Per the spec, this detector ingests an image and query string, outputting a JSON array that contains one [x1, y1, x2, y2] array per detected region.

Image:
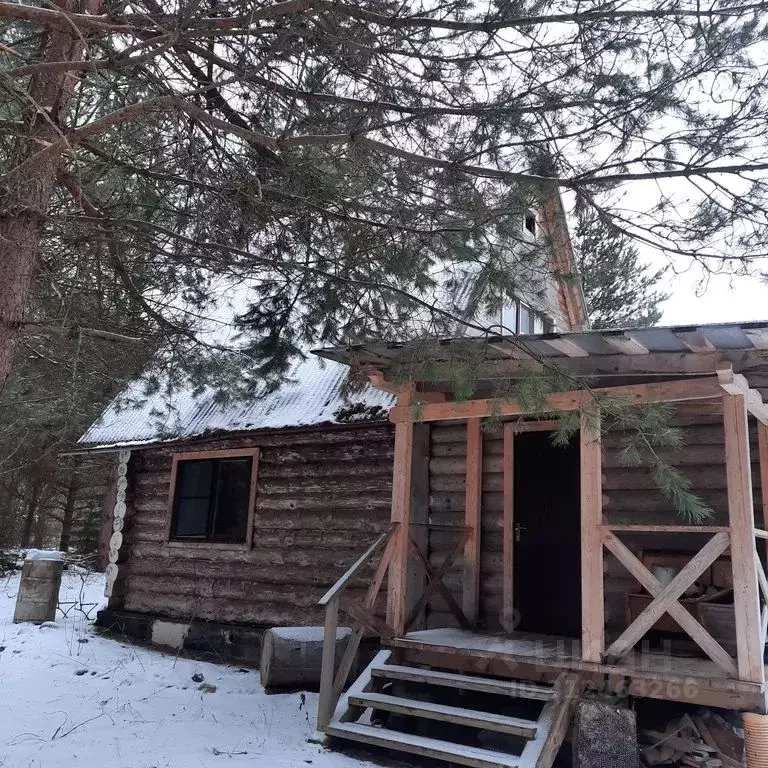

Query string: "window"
[[168, 449, 258, 544], [501, 299, 552, 335], [518, 303, 534, 334], [524, 211, 537, 236]]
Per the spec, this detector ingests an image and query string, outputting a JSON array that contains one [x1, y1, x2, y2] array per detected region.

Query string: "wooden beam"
[[603, 533, 738, 677], [723, 394, 764, 683], [542, 337, 589, 357], [406, 424, 430, 630], [601, 524, 730, 534], [389, 377, 724, 423], [758, 423, 768, 566], [367, 370, 446, 403], [601, 335, 649, 355], [318, 595, 340, 730], [580, 413, 604, 663], [677, 330, 717, 353], [718, 365, 768, 425], [606, 532, 731, 661], [463, 418, 483, 628], [502, 424, 515, 633], [386, 385, 415, 636]]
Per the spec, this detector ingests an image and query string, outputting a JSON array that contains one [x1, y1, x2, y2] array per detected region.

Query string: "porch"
[[391, 628, 766, 712], [313, 324, 768, 767]]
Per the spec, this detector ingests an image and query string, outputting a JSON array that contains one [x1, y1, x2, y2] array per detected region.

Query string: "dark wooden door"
[[512, 431, 581, 637]]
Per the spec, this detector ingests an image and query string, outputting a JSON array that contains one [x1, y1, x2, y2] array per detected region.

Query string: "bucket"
[[744, 712, 768, 768]]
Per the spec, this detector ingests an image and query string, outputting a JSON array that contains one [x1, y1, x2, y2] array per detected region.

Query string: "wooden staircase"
[[324, 650, 579, 768]]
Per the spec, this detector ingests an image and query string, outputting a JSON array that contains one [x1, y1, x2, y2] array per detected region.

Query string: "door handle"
[[515, 522, 527, 543]]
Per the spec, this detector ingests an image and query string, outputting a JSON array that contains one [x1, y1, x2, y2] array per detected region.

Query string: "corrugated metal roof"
[[77, 356, 395, 450], [315, 320, 768, 365]]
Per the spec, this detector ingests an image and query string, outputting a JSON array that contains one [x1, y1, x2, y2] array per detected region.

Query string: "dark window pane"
[[211, 458, 252, 541], [174, 498, 210, 537], [177, 460, 214, 498]]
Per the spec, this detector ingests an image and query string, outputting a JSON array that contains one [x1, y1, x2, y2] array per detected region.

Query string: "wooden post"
[[580, 413, 604, 663], [723, 394, 763, 683], [386, 385, 415, 636], [463, 418, 483, 627], [317, 595, 339, 730], [758, 423, 768, 566], [502, 424, 515, 633], [406, 423, 430, 630]]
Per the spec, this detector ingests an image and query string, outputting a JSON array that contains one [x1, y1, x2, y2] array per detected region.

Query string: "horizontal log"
[[125, 575, 339, 604], [137, 424, 393, 457], [431, 440, 504, 459], [122, 591, 331, 625], [430, 492, 505, 514], [602, 444, 760, 468], [602, 466, 731, 491], [126, 557, 378, 586], [430, 456, 504, 475], [431, 472, 503, 493], [603, 489, 741, 514]]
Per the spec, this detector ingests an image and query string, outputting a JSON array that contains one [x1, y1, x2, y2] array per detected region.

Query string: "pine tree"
[[575, 207, 669, 329]]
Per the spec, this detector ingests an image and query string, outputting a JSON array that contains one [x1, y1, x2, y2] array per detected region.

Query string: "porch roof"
[[314, 319, 768, 397]]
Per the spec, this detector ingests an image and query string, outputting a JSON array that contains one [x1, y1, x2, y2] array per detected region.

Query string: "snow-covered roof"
[[77, 356, 395, 451]]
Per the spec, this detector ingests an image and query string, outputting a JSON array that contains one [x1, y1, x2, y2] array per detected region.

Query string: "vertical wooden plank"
[[580, 413, 604, 663], [386, 385, 415, 637], [317, 596, 339, 730], [406, 423, 430, 630], [502, 424, 515, 633], [758, 423, 768, 565], [245, 449, 260, 551], [724, 394, 763, 683], [463, 418, 483, 627]]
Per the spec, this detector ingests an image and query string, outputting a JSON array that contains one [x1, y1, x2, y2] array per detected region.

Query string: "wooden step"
[[326, 721, 520, 768], [371, 663, 554, 701], [349, 691, 538, 737]]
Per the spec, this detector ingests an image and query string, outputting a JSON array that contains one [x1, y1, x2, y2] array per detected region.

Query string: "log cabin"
[[310, 320, 768, 768], [73, 197, 587, 663]]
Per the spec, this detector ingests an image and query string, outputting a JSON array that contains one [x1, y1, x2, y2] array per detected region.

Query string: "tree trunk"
[[58, 472, 80, 553], [0, 0, 95, 390], [33, 500, 48, 548], [20, 478, 43, 547]]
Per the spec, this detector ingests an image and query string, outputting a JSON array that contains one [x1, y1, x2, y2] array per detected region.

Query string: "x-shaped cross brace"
[[604, 531, 737, 677], [405, 529, 472, 631]]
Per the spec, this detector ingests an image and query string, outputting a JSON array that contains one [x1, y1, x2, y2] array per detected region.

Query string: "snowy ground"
[[0, 570, 377, 768]]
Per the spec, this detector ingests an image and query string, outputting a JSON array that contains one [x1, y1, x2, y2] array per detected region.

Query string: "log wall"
[[426, 417, 764, 634], [113, 423, 394, 627]]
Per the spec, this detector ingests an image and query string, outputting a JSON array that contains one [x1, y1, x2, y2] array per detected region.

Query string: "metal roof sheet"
[[77, 356, 395, 450]]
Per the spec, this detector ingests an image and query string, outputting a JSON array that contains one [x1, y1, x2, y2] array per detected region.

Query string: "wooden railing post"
[[723, 394, 763, 683], [463, 417, 483, 628], [580, 412, 605, 663], [758, 422, 768, 566], [317, 595, 339, 731], [386, 384, 415, 636]]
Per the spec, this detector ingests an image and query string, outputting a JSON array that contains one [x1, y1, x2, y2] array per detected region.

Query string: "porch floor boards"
[[388, 628, 766, 710]]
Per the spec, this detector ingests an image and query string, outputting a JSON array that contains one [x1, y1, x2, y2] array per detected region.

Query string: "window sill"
[[164, 540, 250, 551]]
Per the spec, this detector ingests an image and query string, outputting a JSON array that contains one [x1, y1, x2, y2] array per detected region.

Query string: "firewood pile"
[[640, 712, 745, 767]]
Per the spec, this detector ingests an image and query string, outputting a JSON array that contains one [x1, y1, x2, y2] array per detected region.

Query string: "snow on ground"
[[0, 570, 376, 768]]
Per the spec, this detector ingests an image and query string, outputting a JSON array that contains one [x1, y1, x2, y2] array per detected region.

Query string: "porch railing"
[[316, 523, 399, 730]]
